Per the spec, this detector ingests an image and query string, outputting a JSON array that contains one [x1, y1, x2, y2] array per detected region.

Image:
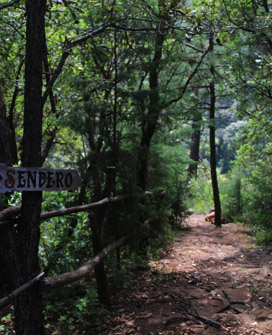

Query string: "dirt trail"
[[101, 214, 272, 335]]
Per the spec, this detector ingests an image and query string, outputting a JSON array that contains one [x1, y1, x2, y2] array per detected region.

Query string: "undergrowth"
[[187, 163, 272, 247]]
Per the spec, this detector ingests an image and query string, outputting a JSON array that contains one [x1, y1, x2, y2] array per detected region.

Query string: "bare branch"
[[42, 49, 70, 107], [163, 47, 210, 108], [185, 43, 205, 53]]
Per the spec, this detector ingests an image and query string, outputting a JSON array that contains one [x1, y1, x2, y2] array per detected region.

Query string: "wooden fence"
[[0, 191, 165, 309]]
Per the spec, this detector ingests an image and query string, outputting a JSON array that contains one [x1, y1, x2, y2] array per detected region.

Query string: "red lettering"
[[5, 169, 16, 189]]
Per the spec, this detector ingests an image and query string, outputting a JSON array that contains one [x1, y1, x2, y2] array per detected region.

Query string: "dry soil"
[[101, 214, 272, 335]]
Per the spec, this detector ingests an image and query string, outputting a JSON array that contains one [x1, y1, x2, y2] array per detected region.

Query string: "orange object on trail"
[[205, 210, 225, 224]]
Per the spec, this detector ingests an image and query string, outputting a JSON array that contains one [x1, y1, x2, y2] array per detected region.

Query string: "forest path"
[[101, 214, 272, 335]]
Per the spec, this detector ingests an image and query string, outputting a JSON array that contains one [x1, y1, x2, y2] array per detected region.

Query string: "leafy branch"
[[0, 0, 20, 10], [42, 20, 125, 107]]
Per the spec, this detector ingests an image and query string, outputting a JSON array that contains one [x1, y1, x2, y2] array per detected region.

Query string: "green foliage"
[[219, 167, 243, 222], [145, 224, 175, 260], [232, 120, 272, 233], [146, 128, 190, 223], [0, 311, 14, 335], [251, 226, 272, 247], [0, 195, 7, 209], [4, 0, 272, 332], [107, 260, 135, 291], [187, 161, 244, 222], [39, 211, 91, 275], [218, 116, 272, 246], [40, 191, 91, 275], [186, 161, 214, 213], [44, 283, 105, 334]]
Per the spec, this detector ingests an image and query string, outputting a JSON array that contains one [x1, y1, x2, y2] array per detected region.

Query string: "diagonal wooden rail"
[[0, 272, 45, 310], [0, 236, 129, 310], [40, 235, 129, 293]]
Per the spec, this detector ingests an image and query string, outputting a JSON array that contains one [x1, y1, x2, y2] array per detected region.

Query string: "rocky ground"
[[100, 214, 272, 335]]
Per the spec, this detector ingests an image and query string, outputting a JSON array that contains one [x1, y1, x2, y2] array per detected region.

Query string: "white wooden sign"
[[0, 164, 82, 193]]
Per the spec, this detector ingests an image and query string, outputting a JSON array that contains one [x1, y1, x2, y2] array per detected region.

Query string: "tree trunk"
[[0, 80, 17, 297], [137, 30, 164, 191], [14, 1, 46, 334], [0, 88, 14, 165], [89, 213, 109, 305], [209, 35, 221, 228], [89, 165, 117, 305], [187, 115, 202, 178]]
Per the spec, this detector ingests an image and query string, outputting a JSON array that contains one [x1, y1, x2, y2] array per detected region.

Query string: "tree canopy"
[[1, 0, 272, 333]]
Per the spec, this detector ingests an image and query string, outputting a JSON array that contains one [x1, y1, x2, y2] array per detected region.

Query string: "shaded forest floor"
[[99, 214, 272, 335]]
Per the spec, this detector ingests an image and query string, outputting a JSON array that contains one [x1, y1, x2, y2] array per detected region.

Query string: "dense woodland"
[[1, 0, 272, 334]]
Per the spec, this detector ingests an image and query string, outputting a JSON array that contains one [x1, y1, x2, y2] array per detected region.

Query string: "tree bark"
[[0, 88, 14, 165], [0, 273, 45, 310], [187, 115, 202, 178], [88, 166, 117, 305], [89, 212, 110, 305], [209, 35, 221, 228], [8, 59, 24, 165], [14, 1, 46, 334], [0, 83, 17, 298], [137, 30, 164, 191]]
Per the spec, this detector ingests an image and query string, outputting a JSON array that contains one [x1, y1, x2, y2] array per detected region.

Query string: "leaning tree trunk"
[[209, 34, 221, 228], [14, 1, 46, 334]]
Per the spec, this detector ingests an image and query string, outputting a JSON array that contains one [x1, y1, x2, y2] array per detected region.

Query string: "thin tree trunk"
[[262, 0, 269, 12], [209, 34, 221, 228], [14, 1, 46, 334], [89, 213, 109, 305], [8, 59, 24, 165], [89, 165, 117, 305]]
